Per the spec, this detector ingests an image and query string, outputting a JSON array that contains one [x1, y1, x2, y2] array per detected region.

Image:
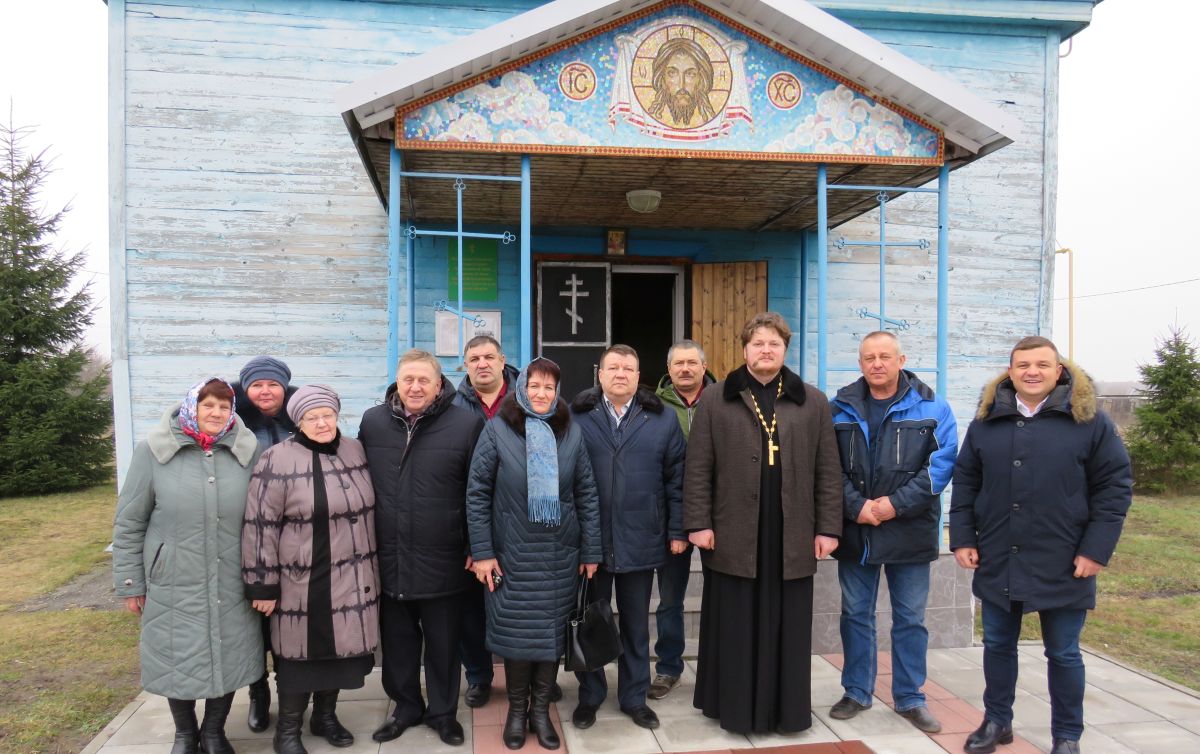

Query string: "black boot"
[[309, 690, 353, 747], [273, 692, 309, 754], [503, 660, 533, 749], [167, 699, 199, 754], [247, 675, 271, 733], [529, 662, 561, 750], [198, 693, 235, 754]]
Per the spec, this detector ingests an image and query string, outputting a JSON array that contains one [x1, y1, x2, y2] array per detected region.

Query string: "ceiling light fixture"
[[626, 189, 662, 213]]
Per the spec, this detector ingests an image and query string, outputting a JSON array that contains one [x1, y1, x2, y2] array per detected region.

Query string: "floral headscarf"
[[179, 378, 236, 451]]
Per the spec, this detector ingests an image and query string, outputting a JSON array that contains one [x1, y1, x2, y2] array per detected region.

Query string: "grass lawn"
[[975, 494, 1200, 691], [0, 483, 142, 754]]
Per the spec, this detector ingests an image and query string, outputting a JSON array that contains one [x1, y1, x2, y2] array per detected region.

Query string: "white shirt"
[[603, 394, 632, 426], [1016, 395, 1050, 418]]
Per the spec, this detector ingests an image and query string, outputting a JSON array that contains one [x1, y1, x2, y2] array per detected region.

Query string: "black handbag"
[[563, 575, 623, 672]]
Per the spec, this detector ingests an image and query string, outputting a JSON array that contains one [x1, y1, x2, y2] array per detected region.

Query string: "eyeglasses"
[[301, 412, 338, 426]]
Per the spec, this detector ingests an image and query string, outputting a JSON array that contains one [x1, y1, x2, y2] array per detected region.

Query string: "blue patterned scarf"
[[178, 378, 236, 450], [515, 364, 560, 526]]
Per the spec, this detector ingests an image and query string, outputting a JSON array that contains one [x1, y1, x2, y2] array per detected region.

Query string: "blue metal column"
[[936, 163, 950, 396], [816, 164, 828, 392], [798, 232, 809, 382], [878, 192, 888, 325], [406, 232, 415, 349], [455, 179, 466, 356], [388, 144, 402, 381], [520, 155, 532, 365]]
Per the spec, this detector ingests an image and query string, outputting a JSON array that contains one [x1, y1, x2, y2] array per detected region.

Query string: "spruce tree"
[[0, 118, 112, 496], [1126, 326, 1200, 493]]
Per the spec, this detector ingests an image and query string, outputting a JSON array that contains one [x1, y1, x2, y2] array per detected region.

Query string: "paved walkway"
[[83, 645, 1200, 754]]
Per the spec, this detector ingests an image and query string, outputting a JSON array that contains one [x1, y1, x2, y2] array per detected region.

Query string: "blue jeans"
[[837, 560, 931, 712], [980, 599, 1086, 742], [653, 547, 692, 678]]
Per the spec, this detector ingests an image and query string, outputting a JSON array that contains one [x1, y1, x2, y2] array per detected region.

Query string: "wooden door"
[[690, 261, 768, 380]]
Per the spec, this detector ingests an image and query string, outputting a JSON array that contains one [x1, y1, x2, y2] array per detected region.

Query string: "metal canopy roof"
[[337, 0, 1020, 230]]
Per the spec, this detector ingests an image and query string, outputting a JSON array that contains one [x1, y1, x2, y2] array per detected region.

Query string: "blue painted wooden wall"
[[110, 0, 1087, 480]]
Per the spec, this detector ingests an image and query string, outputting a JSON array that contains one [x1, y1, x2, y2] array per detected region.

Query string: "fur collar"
[[976, 359, 1097, 423], [722, 365, 807, 406], [569, 385, 664, 415], [498, 394, 571, 438]]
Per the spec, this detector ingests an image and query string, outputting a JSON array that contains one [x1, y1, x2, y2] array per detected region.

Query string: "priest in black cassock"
[[683, 311, 843, 734]]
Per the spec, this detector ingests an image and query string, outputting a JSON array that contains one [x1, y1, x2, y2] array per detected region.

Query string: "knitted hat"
[[239, 356, 291, 389], [287, 384, 341, 425]]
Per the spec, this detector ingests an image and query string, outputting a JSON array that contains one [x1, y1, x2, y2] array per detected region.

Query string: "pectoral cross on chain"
[[768, 438, 780, 466]]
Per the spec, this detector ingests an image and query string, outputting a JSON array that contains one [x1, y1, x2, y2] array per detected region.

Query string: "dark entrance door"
[[612, 271, 676, 389], [536, 261, 682, 400]]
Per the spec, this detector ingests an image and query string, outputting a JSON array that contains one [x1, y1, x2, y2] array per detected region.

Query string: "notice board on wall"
[[449, 239, 499, 301]]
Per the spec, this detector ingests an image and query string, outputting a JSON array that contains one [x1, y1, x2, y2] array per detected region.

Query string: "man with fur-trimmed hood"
[[950, 336, 1132, 754]]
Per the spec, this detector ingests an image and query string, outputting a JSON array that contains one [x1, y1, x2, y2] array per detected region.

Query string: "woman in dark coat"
[[242, 385, 379, 754], [467, 358, 602, 751]]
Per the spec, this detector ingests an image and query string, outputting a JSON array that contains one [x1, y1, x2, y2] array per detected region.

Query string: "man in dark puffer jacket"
[[570, 345, 686, 732], [951, 336, 1132, 754], [359, 350, 484, 747]]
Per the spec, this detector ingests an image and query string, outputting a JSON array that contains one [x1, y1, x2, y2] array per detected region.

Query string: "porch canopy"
[[336, 0, 1016, 231]]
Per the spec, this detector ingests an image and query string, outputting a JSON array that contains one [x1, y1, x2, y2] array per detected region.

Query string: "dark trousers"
[[576, 567, 654, 709], [380, 592, 464, 724], [459, 579, 495, 685], [653, 547, 692, 678], [981, 599, 1087, 742]]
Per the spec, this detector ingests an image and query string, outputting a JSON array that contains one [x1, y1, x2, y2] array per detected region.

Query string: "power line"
[[1054, 277, 1200, 301]]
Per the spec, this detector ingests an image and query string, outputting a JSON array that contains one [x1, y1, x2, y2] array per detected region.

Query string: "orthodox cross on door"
[[559, 274, 590, 335]]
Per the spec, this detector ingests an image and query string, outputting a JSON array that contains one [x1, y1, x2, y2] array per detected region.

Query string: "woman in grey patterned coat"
[[113, 378, 264, 754], [467, 359, 602, 750], [242, 385, 378, 754]]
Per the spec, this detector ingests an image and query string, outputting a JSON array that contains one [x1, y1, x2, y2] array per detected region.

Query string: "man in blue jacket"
[[829, 331, 957, 734], [951, 336, 1131, 754], [570, 344, 687, 731]]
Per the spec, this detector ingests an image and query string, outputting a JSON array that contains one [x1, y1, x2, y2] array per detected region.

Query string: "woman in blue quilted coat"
[[466, 358, 602, 751]]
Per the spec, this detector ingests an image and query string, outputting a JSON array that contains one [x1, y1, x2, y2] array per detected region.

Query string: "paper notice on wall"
[[435, 310, 502, 357]]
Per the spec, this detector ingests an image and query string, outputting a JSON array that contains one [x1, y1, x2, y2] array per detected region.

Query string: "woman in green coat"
[[113, 378, 264, 754]]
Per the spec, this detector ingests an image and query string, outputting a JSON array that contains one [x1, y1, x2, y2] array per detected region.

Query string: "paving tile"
[[822, 654, 846, 670], [745, 744, 841, 753], [873, 675, 894, 705], [920, 681, 955, 702], [858, 733, 947, 754], [1096, 720, 1200, 751], [816, 701, 920, 738], [944, 648, 983, 667], [1000, 736, 1042, 754], [877, 653, 893, 674], [1108, 685, 1200, 720], [96, 745, 176, 754], [560, 716, 662, 754], [746, 715, 840, 747], [935, 697, 983, 728], [922, 699, 977, 735], [1005, 690, 1051, 731], [470, 723, 558, 754], [924, 669, 986, 699], [653, 713, 750, 752], [837, 742, 877, 754], [925, 649, 982, 675], [339, 669, 388, 701], [1080, 685, 1163, 725], [812, 656, 843, 681], [104, 701, 184, 747], [930, 731, 969, 753], [1020, 725, 1139, 754], [1171, 715, 1200, 736]]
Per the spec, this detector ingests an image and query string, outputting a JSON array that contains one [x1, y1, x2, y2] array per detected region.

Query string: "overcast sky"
[[1, 0, 1194, 382]]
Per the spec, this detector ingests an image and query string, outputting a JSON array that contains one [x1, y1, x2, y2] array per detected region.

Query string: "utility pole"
[[1055, 247, 1075, 360]]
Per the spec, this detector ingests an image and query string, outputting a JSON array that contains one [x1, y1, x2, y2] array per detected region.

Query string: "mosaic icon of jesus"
[[632, 26, 732, 132]]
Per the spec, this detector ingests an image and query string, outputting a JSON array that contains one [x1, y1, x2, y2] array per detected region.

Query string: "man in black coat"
[[569, 344, 687, 731], [359, 349, 485, 746], [951, 336, 1132, 754], [450, 334, 519, 708]]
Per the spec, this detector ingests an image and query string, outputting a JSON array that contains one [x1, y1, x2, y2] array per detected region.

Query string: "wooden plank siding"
[[114, 0, 1074, 482], [804, 16, 1059, 423], [118, 0, 540, 451]]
